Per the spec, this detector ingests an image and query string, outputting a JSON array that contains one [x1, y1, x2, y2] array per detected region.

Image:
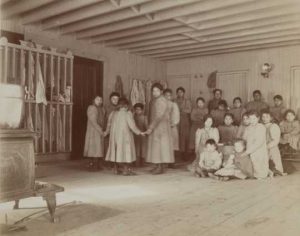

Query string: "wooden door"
[[216, 70, 248, 107], [72, 56, 103, 159]]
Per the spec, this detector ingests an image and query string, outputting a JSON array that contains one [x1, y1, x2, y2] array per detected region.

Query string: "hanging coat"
[[84, 105, 105, 158], [146, 96, 174, 164], [105, 109, 141, 163], [265, 122, 284, 173], [189, 107, 208, 150], [175, 97, 192, 152], [243, 123, 269, 179], [115, 75, 124, 97]]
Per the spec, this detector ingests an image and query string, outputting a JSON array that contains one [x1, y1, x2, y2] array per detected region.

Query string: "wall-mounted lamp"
[[261, 63, 273, 78]]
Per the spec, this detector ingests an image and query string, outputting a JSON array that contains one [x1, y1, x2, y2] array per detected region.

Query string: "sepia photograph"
[[0, 0, 300, 235]]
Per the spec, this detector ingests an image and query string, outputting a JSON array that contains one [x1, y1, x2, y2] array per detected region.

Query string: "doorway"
[[72, 56, 103, 159]]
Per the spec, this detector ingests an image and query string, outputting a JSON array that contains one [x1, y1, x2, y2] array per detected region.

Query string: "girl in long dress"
[[145, 83, 174, 175], [104, 98, 143, 176], [187, 114, 219, 174], [279, 109, 300, 152], [174, 87, 192, 160], [261, 110, 286, 176], [242, 110, 269, 179], [84, 96, 105, 171], [133, 103, 148, 167], [189, 97, 208, 152]]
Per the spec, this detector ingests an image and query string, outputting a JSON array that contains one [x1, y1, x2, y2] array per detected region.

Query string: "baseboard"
[[35, 152, 71, 163]]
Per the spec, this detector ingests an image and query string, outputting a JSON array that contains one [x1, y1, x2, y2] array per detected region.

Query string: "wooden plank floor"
[[1, 161, 300, 236]]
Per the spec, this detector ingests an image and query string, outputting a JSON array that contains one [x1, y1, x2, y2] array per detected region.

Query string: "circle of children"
[[84, 83, 300, 180]]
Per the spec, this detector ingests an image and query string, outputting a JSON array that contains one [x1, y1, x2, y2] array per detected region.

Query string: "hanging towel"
[[35, 60, 48, 105]]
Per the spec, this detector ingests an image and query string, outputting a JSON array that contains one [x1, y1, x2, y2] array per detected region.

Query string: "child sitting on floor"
[[212, 139, 254, 181], [195, 139, 222, 178], [104, 98, 144, 176]]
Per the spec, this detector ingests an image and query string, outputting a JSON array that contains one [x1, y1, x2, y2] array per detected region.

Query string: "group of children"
[[84, 85, 300, 178]]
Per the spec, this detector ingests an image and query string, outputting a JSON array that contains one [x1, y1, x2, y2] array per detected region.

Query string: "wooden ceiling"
[[1, 0, 300, 61]]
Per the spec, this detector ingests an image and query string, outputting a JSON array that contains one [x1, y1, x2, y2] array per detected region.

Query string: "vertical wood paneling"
[[167, 45, 300, 107]]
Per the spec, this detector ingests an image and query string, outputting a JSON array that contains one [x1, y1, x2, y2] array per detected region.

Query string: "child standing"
[[189, 97, 209, 152], [261, 110, 286, 176], [218, 113, 238, 145], [230, 97, 246, 125], [212, 139, 254, 181], [210, 100, 228, 127], [133, 103, 148, 167], [195, 139, 222, 177], [279, 109, 300, 152], [104, 98, 144, 175]]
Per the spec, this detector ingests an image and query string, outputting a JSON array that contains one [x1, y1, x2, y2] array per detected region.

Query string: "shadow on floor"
[[6, 202, 123, 236]]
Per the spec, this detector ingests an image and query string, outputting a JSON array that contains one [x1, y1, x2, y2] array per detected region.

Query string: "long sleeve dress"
[[279, 120, 300, 150], [134, 114, 148, 159], [243, 123, 269, 179], [105, 109, 141, 163], [218, 125, 238, 145], [175, 97, 192, 153], [245, 100, 269, 113], [84, 105, 105, 158], [189, 107, 208, 150], [230, 107, 246, 125], [265, 122, 284, 173], [210, 109, 226, 127], [270, 105, 286, 123], [170, 101, 180, 151], [146, 96, 174, 164]]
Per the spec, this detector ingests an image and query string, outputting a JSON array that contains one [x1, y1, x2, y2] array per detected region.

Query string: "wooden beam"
[[138, 29, 300, 56], [106, 26, 192, 46], [131, 28, 300, 53], [90, 20, 181, 42], [80, 0, 255, 36], [42, 0, 150, 30], [160, 41, 300, 61], [1, 0, 54, 18], [150, 35, 300, 58], [64, 0, 199, 35], [116, 14, 300, 49], [22, 0, 102, 24], [90, 0, 299, 43], [185, 0, 299, 24]]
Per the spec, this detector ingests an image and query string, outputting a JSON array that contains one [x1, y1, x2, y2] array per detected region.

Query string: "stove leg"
[[13, 200, 19, 209], [43, 194, 57, 223]]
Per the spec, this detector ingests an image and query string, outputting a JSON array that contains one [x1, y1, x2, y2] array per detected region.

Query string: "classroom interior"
[[1, 0, 300, 235]]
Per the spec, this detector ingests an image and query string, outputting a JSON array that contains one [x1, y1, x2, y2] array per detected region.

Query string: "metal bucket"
[[0, 84, 24, 129]]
